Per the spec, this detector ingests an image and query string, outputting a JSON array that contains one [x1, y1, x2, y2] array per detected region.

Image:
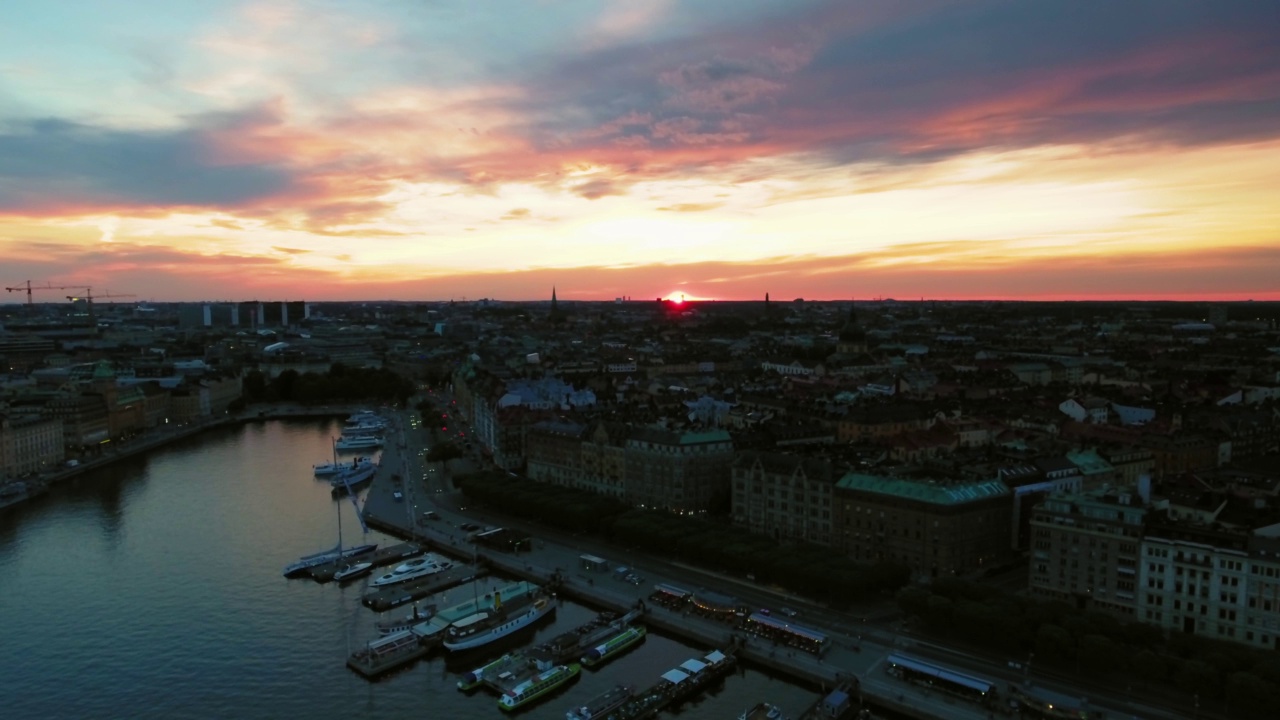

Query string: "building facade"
[[1028, 488, 1146, 618], [731, 451, 835, 547], [833, 474, 1013, 580], [0, 413, 65, 479], [623, 428, 734, 514]]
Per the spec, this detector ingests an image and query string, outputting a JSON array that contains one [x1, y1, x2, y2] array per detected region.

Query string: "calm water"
[[0, 420, 817, 720]]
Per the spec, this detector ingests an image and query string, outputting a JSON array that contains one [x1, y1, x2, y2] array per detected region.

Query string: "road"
[[357, 400, 1193, 720]]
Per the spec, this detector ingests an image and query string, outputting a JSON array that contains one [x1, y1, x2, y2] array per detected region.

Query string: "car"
[[459, 522, 481, 531], [422, 510, 440, 520], [392, 491, 404, 502], [779, 607, 798, 618]]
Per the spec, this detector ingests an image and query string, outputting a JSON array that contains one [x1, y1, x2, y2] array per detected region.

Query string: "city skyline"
[[2, 1, 1278, 302]]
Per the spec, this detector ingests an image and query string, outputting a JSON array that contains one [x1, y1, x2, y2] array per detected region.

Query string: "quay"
[[306, 542, 422, 583], [360, 563, 490, 612]]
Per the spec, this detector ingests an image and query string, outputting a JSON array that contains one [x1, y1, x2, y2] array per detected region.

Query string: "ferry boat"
[[458, 652, 525, 691], [335, 435, 384, 452], [376, 603, 437, 635], [497, 662, 580, 712], [282, 543, 378, 577], [580, 625, 646, 667], [343, 421, 387, 436], [566, 684, 635, 720], [334, 561, 373, 582], [740, 702, 786, 720], [370, 553, 453, 587], [443, 585, 554, 651]]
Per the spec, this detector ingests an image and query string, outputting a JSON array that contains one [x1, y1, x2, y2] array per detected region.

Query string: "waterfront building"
[[731, 450, 835, 546], [1137, 517, 1280, 649], [833, 474, 1012, 580], [0, 412, 64, 479], [525, 420, 587, 488], [1028, 486, 1147, 617], [42, 393, 109, 451], [624, 428, 733, 514]]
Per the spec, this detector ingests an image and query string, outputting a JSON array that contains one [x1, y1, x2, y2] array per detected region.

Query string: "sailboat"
[[332, 474, 377, 581], [313, 437, 344, 476], [282, 476, 377, 578]]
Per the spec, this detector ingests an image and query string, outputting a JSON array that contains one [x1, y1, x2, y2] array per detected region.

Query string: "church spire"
[[551, 286, 558, 309]]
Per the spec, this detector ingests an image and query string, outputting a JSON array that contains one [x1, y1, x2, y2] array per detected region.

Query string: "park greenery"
[[456, 472, 909, 607], [242, 364, 414, 405], [896, 579, 1280, 719]]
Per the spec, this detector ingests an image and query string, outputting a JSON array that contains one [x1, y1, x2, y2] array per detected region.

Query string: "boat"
[[334, 561, 373, 582], [283, 489, 377, 577], [458, 652, 525, 691], [740, 702, 786, 720], [283, 542, 377, 577], [335, 435, 384, 451], [343, 421, 387, 436], [566, 684, 635, 720], [580, 625, 646, 667], [369, 553, 453, 587], [330, 458, 378, 495], [498, 662, 580, 712], [376, 603, 437, 635], [443, 584, 555, 651], [313, 462, 343, 476]]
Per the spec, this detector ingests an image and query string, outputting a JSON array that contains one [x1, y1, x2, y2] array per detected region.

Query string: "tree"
[[426, 442, 463, 463]]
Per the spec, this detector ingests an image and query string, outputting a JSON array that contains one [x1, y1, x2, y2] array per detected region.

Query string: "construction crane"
[[66, 288, 138, 322], [5, 281, 85, 305]]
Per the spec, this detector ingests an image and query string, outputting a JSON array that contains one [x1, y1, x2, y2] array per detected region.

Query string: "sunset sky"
[[1, 0, 1278, 302]]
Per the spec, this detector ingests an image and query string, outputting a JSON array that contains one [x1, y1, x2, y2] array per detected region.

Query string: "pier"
[[305, 542, 422, 582]]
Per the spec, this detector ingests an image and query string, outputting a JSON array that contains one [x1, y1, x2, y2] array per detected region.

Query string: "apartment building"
[[833, 474, 1013, 580], [731, 451, 836, 547], [623, 428, 734, 514], [0, 413, 65, 479], [1028, 487, 1146, 618]]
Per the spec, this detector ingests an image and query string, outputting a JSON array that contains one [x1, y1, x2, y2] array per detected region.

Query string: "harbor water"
[[0, 420, 819, 719]]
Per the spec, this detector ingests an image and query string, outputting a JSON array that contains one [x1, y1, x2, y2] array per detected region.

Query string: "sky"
[[1, 0, 1278, 303]]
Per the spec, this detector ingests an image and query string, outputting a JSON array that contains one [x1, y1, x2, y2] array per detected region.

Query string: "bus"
[[472, 527, 530, 553], [743, 612, 831, 656], [885, 654, 999, 707]]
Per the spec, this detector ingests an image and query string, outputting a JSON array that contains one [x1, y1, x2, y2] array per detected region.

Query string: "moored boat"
[[376, 602, 437, 635], [334, 561, 373, 582], [566, 684, 635, 720], [283, 542, 378, 577], [498, 663, 580, 712], [740, 702, 786, 720], [370, 553, 453, 587], [458, 652, 524, 691], [335, 435, 384, 452], [443, 585, 554, 651], [580, 625, 646, 667]]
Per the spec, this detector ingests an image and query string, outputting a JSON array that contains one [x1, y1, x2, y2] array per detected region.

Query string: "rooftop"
[[835, 473, 1009, 505]]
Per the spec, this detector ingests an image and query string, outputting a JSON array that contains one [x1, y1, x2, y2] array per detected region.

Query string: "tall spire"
[[551, 286, 558, 310]]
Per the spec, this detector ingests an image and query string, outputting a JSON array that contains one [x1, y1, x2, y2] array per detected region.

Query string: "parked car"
[[779, 607, 799, 618], [422, 510, 440, 520], [392, 491, 403, 502]]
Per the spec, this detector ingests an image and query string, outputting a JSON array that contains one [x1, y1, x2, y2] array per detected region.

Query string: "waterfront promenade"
[[353, 406, 1162, 720]]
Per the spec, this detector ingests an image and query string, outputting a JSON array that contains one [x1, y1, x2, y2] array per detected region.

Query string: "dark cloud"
[[0, 108, 296, 213], [572, 179, 623, 200], [510, 0, 1280, 171]]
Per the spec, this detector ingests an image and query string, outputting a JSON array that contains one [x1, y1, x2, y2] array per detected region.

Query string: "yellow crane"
[[66, 289, 138, 322]]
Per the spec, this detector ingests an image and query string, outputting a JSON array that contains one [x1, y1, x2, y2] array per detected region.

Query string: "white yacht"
[[369, 553, 453, 587], [335, 435, 384, 452], [334, 561, 373, 582]]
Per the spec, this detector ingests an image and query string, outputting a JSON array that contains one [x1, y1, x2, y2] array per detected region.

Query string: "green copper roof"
[[836, 473, 1009, 505]]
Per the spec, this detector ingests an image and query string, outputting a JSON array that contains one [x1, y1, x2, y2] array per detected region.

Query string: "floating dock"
[[606, 649, 737, 720], [308, 542, 423, 582], [361, 564, 490, 612]]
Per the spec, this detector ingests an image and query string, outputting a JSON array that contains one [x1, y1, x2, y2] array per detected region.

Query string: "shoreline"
[[3, 404, 374, 504]]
